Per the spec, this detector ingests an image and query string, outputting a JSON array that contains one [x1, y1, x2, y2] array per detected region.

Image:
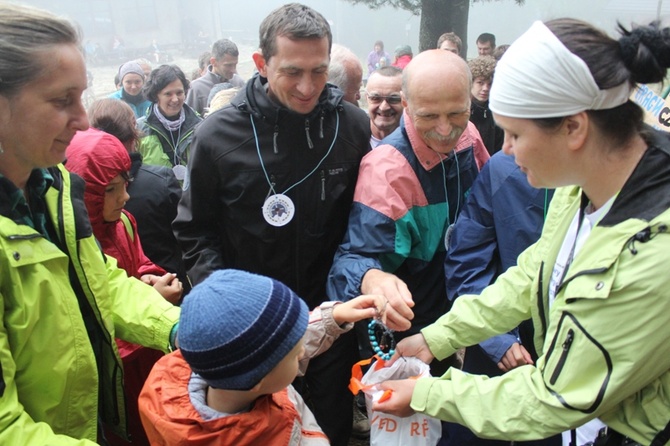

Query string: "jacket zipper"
[[7, 233, 43, 240], [319, 113, 324, 139], [305, 119, 314, 149], [273, 125, 279, 154], [320, 170, 326, 201], [550, 329, 574, 385], [57, 172, 125, 427], [537, 262, 548, 339]]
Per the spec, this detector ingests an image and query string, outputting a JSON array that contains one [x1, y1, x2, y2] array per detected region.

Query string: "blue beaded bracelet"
[[368, 319, 395, 361]]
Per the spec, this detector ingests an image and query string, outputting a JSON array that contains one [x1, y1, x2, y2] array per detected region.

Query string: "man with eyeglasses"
[[365, 66, 403, 148], [328, 50, 489, 379]]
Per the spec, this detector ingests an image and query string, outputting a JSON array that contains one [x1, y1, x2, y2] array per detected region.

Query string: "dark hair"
[[143, 64, 190, 103], [492, 44, 510, 61], [437, 32, 462, 53], [374, 40, 384, 49], [88, 98, 140, 150], [211, 39, 238, 60], [259, 3, 332, 62], [0, 3, 81, 97], [477, 33, 496, 47], [542, 18, 670, 143]]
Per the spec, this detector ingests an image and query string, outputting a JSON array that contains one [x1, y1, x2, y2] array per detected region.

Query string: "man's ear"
[[401, 91, 409, 111], [252, 51, 268, 77], [565, 111, 589, 152], [209, 56, 216, 67]]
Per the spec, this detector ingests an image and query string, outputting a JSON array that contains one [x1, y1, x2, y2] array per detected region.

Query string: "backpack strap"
[[651, 418, 670, 446], [119, 211, 134, 243]]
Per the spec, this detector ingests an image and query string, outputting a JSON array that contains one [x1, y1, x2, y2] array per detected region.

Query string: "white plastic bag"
[[350, 356, 442, 446]]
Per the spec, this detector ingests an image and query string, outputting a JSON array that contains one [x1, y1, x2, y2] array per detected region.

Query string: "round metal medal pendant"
[[173, 164, 187, 181], [262, 194, 295, 227]]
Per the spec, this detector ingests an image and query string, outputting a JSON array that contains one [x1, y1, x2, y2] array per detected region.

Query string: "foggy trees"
[[344, 0, 524, 55]]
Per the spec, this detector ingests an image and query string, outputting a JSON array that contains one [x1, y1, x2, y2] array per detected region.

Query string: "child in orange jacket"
[[139, 269, 386, 446]]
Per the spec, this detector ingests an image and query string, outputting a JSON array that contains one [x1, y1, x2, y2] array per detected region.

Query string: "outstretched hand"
[[332, 294, 388, 325]]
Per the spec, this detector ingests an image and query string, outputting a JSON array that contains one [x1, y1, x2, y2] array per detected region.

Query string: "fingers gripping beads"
[[368, 303, 396, 360]]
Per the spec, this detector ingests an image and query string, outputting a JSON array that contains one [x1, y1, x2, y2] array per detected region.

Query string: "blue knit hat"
[[179, 269, 309, 390]]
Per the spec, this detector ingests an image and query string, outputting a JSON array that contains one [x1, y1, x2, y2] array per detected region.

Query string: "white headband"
[[489, 21, 632, 119]]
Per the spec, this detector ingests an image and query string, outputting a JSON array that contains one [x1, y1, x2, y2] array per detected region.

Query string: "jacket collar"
[[145, 103, 202, 130], [0, 169, 53, 221], [600, 127, 670, 226], [402, 110, 481, 172], [232, 72, 343, 123]]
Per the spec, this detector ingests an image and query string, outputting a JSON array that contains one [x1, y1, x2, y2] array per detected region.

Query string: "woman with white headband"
[[373, 18, 670, 446]]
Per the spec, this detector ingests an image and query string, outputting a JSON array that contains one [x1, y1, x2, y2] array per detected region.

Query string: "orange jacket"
[[139, 351, 330, 446]]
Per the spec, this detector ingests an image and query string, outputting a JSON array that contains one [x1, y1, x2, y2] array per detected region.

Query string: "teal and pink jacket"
[[327, 112, 488, 336]]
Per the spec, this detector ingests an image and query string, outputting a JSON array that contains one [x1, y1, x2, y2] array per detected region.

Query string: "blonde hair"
[[207, 88, 240, 116]]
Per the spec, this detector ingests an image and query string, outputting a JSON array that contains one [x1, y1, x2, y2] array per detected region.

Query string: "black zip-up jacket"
[[470, 99, 504, 156], [173, 73, 370, 308]]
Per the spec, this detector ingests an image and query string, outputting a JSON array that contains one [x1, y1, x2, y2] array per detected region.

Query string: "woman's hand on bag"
[[387, 333, 435, 366], [371, 379, 417, 417]]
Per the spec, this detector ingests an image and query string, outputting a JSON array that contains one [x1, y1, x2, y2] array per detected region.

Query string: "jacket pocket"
[[542, 311, 612, 413], [304, 162, 358, 237]]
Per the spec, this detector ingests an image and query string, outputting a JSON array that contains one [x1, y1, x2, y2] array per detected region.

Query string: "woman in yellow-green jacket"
[[374, 18, 670, 446], [0, 4, 179, 444]]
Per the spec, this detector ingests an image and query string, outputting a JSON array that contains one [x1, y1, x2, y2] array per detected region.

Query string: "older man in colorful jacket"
[[327, 50, 488, 372]]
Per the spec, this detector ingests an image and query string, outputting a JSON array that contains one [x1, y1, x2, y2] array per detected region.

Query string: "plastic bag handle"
[[349, 355, 386, 394]]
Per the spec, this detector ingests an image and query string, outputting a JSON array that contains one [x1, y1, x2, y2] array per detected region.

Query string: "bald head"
[[402, 49, 471, 102], [401, 50, 472, 154]]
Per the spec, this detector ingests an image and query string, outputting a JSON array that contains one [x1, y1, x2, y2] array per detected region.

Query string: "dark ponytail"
[[541, 19, 670, 146], [618, 21, 670, 85]]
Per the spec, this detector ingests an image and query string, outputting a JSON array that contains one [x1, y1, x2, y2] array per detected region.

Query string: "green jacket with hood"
[[0, 164, 180, 445], [413, 128, 670, 445], [136, 103, 202, 170]]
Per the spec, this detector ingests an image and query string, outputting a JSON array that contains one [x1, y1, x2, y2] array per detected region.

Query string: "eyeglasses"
[[366, 92, 402, 105]]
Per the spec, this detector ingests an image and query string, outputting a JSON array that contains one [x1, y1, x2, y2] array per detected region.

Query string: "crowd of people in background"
[[2, 2, 670, 446]]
